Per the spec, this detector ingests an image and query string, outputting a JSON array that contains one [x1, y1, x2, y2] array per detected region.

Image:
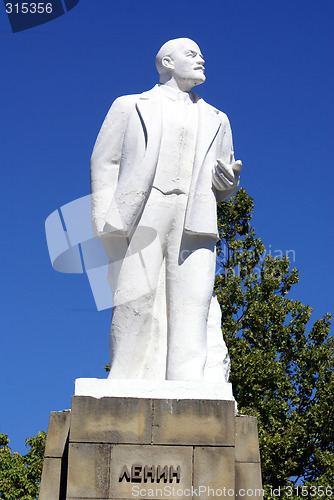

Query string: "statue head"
[[155, 38, 205, 91]]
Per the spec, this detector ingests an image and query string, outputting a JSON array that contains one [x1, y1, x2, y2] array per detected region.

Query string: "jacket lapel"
[[183, 97, 222, 238], [113, 87, 163, 235], [193, 97, 221, 178], [136, 85, 162, 154]]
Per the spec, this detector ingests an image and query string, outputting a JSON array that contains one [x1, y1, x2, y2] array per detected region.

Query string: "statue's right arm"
[[90, 96, 133, 237]]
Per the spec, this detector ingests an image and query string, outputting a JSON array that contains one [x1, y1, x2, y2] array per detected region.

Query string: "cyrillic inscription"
[[119, 464, 181, 483]]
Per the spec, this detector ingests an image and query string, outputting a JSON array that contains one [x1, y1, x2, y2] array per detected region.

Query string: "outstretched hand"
[[212, 159, 242, 191]]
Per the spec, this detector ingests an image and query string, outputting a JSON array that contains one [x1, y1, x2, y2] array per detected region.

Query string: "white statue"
[[90, 38, 242, 383]]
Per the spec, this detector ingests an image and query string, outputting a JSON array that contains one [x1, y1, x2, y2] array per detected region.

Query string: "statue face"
[[168, 39, 205, 88]]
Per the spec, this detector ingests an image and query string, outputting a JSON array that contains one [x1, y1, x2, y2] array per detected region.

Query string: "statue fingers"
[[232, 160, 242, 175], [216, 160, 235, 182], [213, 171, 233, 190]]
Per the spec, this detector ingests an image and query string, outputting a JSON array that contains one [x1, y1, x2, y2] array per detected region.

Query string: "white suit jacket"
[[90, 85, 238, 239]]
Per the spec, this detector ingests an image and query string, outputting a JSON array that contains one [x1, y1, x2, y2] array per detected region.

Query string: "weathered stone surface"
[[235, 462, 263, 499], [67, 442, 111, 498], [44, 410, 70, 458], [70, 396, 152, 444], [39, 457, 62, 500], [41, 398, 262, 499], [235, 416, 261, 463], [193, 446, 235, 499], [152, 399, 235, 446], [110, 444, 192, 499]]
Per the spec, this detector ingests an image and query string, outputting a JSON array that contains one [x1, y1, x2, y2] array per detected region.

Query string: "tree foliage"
[[0, 431, 46, 500], [215, 188, 334, 497]]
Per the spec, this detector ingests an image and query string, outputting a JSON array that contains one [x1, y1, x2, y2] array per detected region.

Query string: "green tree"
[[215, 188, 334, 498], [0, 431, 46, 500]]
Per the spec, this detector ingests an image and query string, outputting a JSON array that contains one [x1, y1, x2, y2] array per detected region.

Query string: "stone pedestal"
[[40, 397, 263, 499]]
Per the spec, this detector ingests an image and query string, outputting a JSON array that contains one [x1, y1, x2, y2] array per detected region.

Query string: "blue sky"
[[0, 0, 333, 455]]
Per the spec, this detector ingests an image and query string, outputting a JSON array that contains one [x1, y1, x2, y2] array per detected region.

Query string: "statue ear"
[[162, 56, 174, 71]]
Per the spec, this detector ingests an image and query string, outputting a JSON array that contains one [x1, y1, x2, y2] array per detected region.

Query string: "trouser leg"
[[166, 231, 216, 380], [107, 190, 167, 378]]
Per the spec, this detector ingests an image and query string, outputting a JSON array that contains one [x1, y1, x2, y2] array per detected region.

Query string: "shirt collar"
[[158, 84, 196, 104]]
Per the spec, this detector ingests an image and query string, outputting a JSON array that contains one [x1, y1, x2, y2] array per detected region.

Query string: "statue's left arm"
[[213, 112, 242, 202]]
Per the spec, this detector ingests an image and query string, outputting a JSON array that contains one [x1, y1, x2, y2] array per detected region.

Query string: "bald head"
[[155, 38, 205, 91], [155, 38, 183, 75]]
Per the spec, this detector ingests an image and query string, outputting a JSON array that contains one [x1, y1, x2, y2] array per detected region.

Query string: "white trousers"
[[103, 188, 217, 381]]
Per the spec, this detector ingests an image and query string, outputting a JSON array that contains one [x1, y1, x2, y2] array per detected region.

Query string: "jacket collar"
[[139, 85, 160, 100], [139, 84, 219, 113]]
